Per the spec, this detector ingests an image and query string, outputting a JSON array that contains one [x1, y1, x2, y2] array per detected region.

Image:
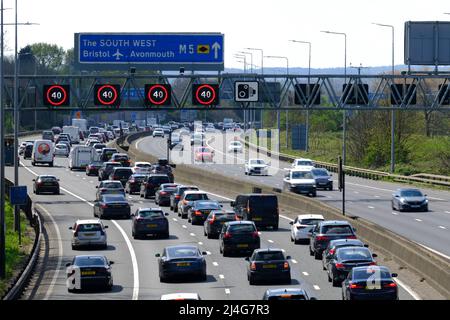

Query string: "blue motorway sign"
[[75, 33, 224, 71], [10, 186, 28, 206]]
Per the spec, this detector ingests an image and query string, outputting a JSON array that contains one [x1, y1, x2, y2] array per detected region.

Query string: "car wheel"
[[200, 273, 207, 281], [332, 277, 340, 287], [314, 251, 322, 260], [71, 244, 77, 250], [309, 246, 314, 256], [327, 270, 332, 282], [273, 224, 278, 231], [187, 216, 191, 223], [249, 275, 256, 285], [423, 206, 428, 212]]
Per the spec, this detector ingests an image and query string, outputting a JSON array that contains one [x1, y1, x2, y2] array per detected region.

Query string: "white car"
[[160, 293, 201, 300], [289, 214, 325, 244], [69, 219, 108, 250], [283, 168, 317, 197], [228, 141, 243, 153], [291, 158, 315, 170], [153, 128, 164, 137], [54, 143, 70, 157], [245, 159, 269, 176], [133, 162, 152, 174]]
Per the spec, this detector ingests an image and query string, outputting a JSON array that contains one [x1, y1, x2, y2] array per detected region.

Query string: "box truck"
[[62, 126, 80, 144], [68, 145, 96, 170]]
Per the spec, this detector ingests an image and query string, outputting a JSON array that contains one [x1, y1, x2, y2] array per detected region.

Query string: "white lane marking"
[[392, 212, 399, 215], [280, 215, 294, 222], [374, 195, 380, 198], [368, 206, 375, 209], [313, 285, 320, 290], [415, 219, 422, 222], [206, 251, 211, 255], [353, 191, 359, 194], [225, 289, 231, 294], [415, 242, 450, 261], [182, 225, 187, 229], [291, 259, 298, 264], [438, 226, 446, 230], [82, 177, 86, 180], [21, 162, 140, 300], [172, 218, 178, 222], [302, 272, 309, 276], [76, 174, 80, 177], [394, 278, 421, 300], [268, 240, 274, 243], [445, 211, 450, 214], [190, 233, 195, 236], [128, 196, 133, 199], [89, 181, 93, 184], [212, 262, 219, 267], [139, 201, 143, 204], [198, 242, 203, 245], [38, 204, 63, 300], [219, 274, 225, 279]]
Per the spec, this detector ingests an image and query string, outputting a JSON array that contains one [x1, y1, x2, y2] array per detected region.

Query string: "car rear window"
[[214, 213, 236, 221], [249, 196, 277, 211], [114, 169, 133, 177], [131, 175, 146, 181], [39, 176, 57, 182], [229, 224, 256, 233], [167, 247, 198, 257], [312, 169, 329, 176], [149, 176, 170, 184], [103, 195, 126, 202], [74, 256, 106, 266], [106, 163, 121, 169], [102, 182, 123, 189], [185, 194, 209, 201], [114, 155, 129, 161], [138, 211, 164, 219], [322, 225, 353, 234], [78, 224, 102, 232], [255, 251, 285, 261], [337, 248, 372, 261], [196, 202, 221, 210], [136, 163, 151, 168], [179, 187, 199, 194], [299, 218, 323, 225]]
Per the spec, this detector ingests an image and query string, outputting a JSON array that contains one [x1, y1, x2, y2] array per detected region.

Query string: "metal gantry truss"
[[3, 73, 450, 111]]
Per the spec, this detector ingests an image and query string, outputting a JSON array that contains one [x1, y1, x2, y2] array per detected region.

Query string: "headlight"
[[327, 178, 333, 181], [399, 198, 406, 204], [424, 199, 428, 204]]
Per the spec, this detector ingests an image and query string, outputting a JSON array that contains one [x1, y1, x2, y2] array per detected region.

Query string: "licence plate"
[[83, 233, 95, 237], [81, 271, 96, 276], [411, 205, 419, 208], [253, 217, 262, 221], [237, 244, 248, 248], [176, 262, 191, 267], [262, 264, 277, 269], [147, 224, 157, 228]]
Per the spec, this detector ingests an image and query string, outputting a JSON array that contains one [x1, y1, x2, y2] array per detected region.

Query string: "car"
[[190, 132, 206, 146], [245, 159, 269, 176], [177, 191, 209, 219], [311, 168, 333, 191], [289, 214, 325, 244], [98, 161, 122, 181], [309, 220, 357, 259], [54, 143, 70, 157], [92, 143, 107, 155], [169, 134, 183, 150], [125, 174, 147, 194], [391, 188, 428, 212], [246, 248, 291, 285], [262, 288, 316, 300], [322, 239, 368, 271], [231, 194, 279, 230], [283, 168, 317, 196], [291, 158, 315, 170], [140, 174, 171, 199], [56, 134, 72, 146], [86, 161, 104, 176], [342, 266, 399, 300], [18, 141, 28, 155], [100, 148, 118, 162], [23, 143, 33, 159], [95, 180, 125, 199], [228, 140, 243, 153], [69, 219, 108, 250], [156, 245, 207, 282], [153, 128, 165, 137], [131, 207, 170, 239], [33, 175, 60, 195], [110, 153, 131, 167], [93, 194, 131, 219], [66, 255, 113, 292], [150, 163, 174, 183], [327, 246, 377, 287], [170, 185, 199, 212], [161, 126, 172, 134], [106, 131, 115, 140], [188, 200, 222, 225], [219, 221, 260, 257], [51, 126, 62, 135], [155, 183, 179, 206], [109, 167, 134, 187], [203, 210, 237, 239], [132, 161, 152, 175], [42, 130, 55, 142], [160, 293, 201, 300], [86, 139, 100, 148], [194, 147, 214, 162]]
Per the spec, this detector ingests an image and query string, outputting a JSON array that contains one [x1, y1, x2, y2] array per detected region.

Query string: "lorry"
[[62, 125, 80, 144], [72, 118, 88, 132], [68, 145, 97, 170]]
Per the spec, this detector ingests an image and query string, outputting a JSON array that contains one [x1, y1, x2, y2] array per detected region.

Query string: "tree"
[[30, 43, 65, 74]]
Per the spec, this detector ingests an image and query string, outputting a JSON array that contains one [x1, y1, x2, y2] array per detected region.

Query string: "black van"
[[231, 194, 279, 230]]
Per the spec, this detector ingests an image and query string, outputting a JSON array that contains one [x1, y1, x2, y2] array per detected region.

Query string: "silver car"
[[391, 188, 428, 212], [54, 143, 70, 157], [69, 219, 108, 250]]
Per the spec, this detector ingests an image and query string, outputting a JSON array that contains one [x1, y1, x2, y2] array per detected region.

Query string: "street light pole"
[[373, 22, 395, 173], [289, 40, 312, 152], [0, 0, 6, 279], [245, 48, 264, 129]]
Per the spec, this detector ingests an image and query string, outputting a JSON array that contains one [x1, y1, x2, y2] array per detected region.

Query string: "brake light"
[[112, 176, 118, 180], [101, 204, 108, 209], [316, 235, 329, 241], [383, 282, 397, 288], [247, 203, 250, 213], [335, 263, 344, 269], [369, 262, 377, 266], [250, 262, 256, 270], [252, 231, 259, 238], [129, 180, 135, 183], [160, 191, 167, 195], [349, 283, 364, 289], [329, 249, 335, 255], [283, 262, 289, 269], [175, 195, 181, 199], [209, 216, 216, 225], [347, 235, 357, 239], [74, 225, 79, 237], [100, 188, 107, 192], [194, 210, 202, 216], [224, 232, 232, 239]]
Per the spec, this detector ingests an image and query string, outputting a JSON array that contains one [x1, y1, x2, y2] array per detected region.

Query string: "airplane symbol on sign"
[[112, 49, 124, 60]]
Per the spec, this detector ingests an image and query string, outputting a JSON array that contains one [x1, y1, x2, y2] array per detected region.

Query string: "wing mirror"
[[109, 261, 114, 265], [165, 212, 169, 216], [391, 273, 398, 278], [32, 179, 35, 182], [245, 257, 250, 261], [289, 221, 293, 225], [65, 262, 71, 267], [230, 201, 235, 207], [68, 226, 73, 230], [155, 253, 161, 258], [202, 251, 208, 256], [104, 225, 109, 229], [286, 255, 291, 260], [372, 253, 378, 258]]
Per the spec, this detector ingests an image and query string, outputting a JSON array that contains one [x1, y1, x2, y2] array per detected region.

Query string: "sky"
[[3, 0, 450, 70]]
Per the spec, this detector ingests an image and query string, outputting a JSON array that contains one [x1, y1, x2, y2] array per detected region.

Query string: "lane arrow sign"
[[212, 42, 221, 59]]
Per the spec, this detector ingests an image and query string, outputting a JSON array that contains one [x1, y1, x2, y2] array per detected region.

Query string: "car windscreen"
[[214, 213, 236, 220], [322, 225, 353, 234], [400, 190, 423, 197], [291, 171, 313, 179], [138, 210, 164, 219], [195, 202, 221, 210], [311, 169, 329, 176], [136, 163, 151, 168], [78, 224, 102, 232], [131, 175, 147, 181], [197, 148, 210, 153], [249, 196, 277, 212], [337, 248, 372, 261], [167, 247, 198, 258], [102, 182, 123, 189], [93, 144, 106, 149], [255, 251, 285, 261], [113, 155, 129, 161], [296, 160, 313, 166], [228, 224, 256, 234], [299, 219, 323, 225], [185, 194, 209, 201], [39, 176, 57, 182], [352, 267, 392, 281], [113, 169, 133, 178], [250, 160, 265, 165], [90, 161, 103, 166], [74, 256, 106, 266]]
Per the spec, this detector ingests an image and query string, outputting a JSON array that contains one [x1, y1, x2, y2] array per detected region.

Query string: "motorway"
[[137, 132, 450, 259], [4, 135, 418, 300]]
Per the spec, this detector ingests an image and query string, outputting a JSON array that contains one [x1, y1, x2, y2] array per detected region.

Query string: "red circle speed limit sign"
[[94, 84, 121, 106], [193, 84, 219, 105], [145, 84, 172, 106], [43, 85, 70, 106]]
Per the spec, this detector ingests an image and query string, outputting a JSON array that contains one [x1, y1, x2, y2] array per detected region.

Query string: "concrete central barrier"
[[112, 132, 450, 299]]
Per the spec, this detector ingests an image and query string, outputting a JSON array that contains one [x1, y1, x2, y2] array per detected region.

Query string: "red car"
[[194, 147, 214, 162]]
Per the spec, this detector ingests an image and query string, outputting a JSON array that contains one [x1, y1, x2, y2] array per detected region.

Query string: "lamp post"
[[0, 0, 6, 280], [373, 22, 395, 174], [234, 54, 247, 73], [289, 40, 312, 152]]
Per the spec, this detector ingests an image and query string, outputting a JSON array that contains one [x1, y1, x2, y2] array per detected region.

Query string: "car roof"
[[294, 158, 313, 162], [166, 244, 198, 251], [37, 175, 57, 178], [329, 239, 364, 246], [253, 248, 284, 254], [265, 288, 306, 295], [75, 219, 102, 224], [101, 180, 123, 184], [397, 188, 421, 192], [160, 293, 199, 300], [210, 210, 235, 214], [351, 266, 390, 273], [227, 221, 255, 226], [135, 162, 151, 165], [319, 220, 351, 226], [183, 190, 207, 195], [296, 214, 324, 220], [138, 207, 163, 212], [112, 167, 133, 170], [335, 246, 370, 253]]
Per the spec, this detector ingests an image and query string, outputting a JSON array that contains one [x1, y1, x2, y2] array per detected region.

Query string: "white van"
[[32, 140, 54, 167], [62, 126, 80, 144], [69, 145, 96, 170]]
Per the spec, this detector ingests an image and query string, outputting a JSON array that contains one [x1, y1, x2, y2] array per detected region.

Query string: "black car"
[[125, 174, 147, 194], [203, 210, 237, 239], [219, 221, 260, 257], [155, 183, 178, 206], [86, 161, 104, 176], [33, 175, 60, 195], [51, 126, 62, 135], [342, 266, 398, 300], [156, 245, 207, 282], [66, 255, 113, 292], [131, 208, 169, 239], [150, 164, 174, 183], [109, 167, 134, 187], [24, 143, 33, 159], [231, 194, 279, 230], [140, 174, 171, 199], [311, 168, 333, 191], [98, 161, 122, 181], [246, 248, 291, 285], [93, 194, 131, 219], [169, 185, 199, 212], [327, 246, 377, 287], [322, 239, 368, 271], [110, 153, 131, 167], [309, 221, 357, 259], [100, 148, 118, 162], [262, 288, 316, 300], [188, 200, 222, 225]]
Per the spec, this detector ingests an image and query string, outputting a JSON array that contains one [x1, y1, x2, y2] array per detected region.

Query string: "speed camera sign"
[[234, 81, 259, 102]]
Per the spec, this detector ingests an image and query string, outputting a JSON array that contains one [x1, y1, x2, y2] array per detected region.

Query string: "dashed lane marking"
[[219, 274, 225, 279], [212, 262, 219, 267], [313, 285, 320, 290], [291, 259, 298, 264], [438, 226, 446, 230], [415, 219, 422, 222], [302, 272, 309, 276], [225, 289, 231, 294]]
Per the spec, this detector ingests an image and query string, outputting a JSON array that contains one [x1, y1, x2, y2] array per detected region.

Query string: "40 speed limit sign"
[[43, 85, 70, 106], [192, 84, 219, 106], [94, 84, 121, 106], [145, 84, 172, 106]]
